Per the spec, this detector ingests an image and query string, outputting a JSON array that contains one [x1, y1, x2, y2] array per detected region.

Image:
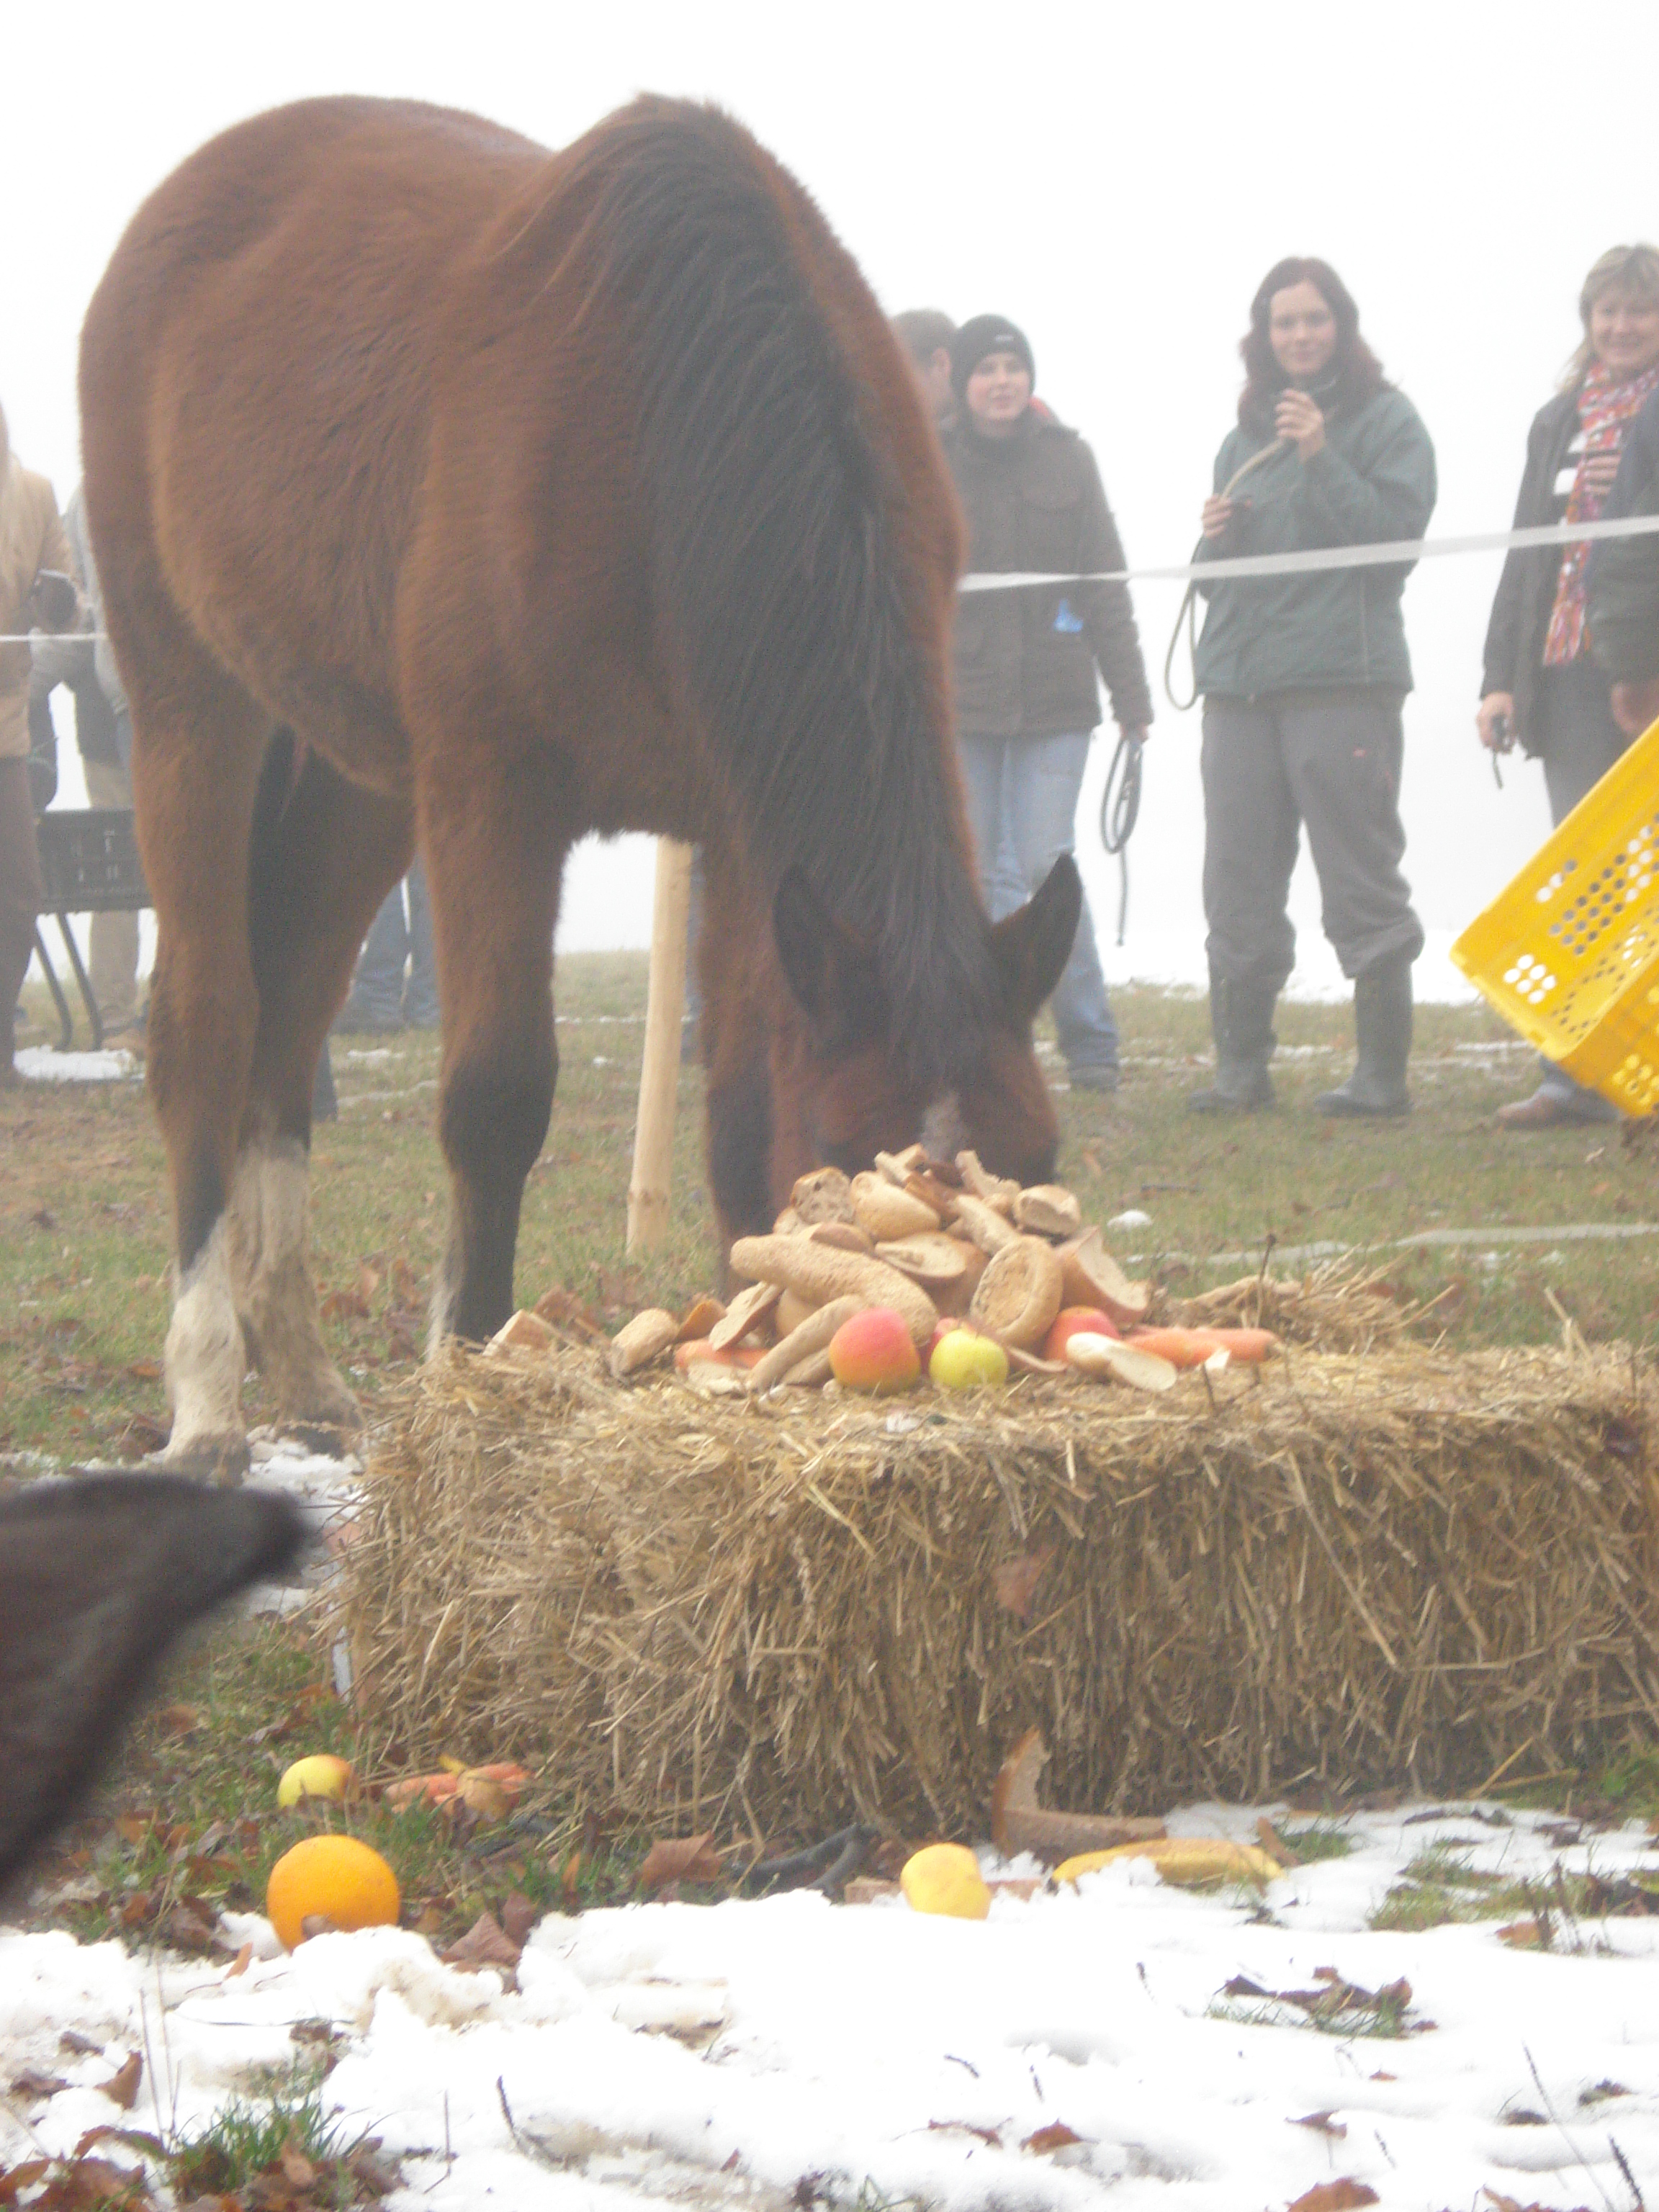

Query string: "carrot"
[[1125, 1325, 1278, 1367], [1201, 1326, 1280, 1362], [385, 1761, 532, 1810], [1120, 1327, 1221, 1368]]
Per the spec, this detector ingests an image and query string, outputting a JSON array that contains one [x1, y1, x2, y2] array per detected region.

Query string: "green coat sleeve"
[[1292, 395, 1437, 554]]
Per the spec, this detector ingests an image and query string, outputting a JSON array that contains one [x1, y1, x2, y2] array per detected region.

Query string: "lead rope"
[[1112, 439, 1292, 941], [1161, 437, 1290, 711], [1098, 731, 1143, 947]]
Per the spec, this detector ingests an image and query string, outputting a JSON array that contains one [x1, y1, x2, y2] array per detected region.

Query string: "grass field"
[[6, 959, 1658, 1466], [7, 958, 1659, 1945]]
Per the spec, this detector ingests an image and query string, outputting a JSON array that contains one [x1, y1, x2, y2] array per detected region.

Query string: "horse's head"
[[768, 855, 1081, 1194]]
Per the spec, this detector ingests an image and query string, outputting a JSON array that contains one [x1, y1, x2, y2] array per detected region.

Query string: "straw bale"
[[341, 1297, 1659, 1838]]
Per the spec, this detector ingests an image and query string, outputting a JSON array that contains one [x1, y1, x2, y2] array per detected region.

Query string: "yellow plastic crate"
[[1451, 715, 1659, 1115]]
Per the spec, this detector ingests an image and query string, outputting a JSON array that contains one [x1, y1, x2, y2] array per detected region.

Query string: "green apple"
[[928, 1328, 1009, 1390], [276, 1753, 355, 1809]]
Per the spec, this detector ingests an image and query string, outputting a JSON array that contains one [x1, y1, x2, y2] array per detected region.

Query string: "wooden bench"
[[32, 809, 150, 1052]]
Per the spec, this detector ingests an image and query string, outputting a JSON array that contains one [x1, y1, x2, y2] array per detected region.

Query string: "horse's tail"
[[572, 99, 994, 1089]]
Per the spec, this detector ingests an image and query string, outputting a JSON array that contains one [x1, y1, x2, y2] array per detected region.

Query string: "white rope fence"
[[6, 509, 1659, 647]]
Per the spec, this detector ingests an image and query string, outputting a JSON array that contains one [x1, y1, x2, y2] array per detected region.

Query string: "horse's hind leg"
[[231, 739, 413, 1449], [420, 755, 564, 1345], [128, 660, 270, 1483]]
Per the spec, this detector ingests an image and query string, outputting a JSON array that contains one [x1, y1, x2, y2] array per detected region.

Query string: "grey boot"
[[1188, 976, 1277, 1115], [1316, 954, 1412, 1118]]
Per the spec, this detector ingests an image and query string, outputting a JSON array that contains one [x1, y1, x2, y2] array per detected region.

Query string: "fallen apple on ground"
[[900, 1841, 991, 1920], [276, 1753, 354, 1809]]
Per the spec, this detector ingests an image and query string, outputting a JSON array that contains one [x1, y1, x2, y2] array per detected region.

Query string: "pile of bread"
[[490, 1145, 1184, 1396]]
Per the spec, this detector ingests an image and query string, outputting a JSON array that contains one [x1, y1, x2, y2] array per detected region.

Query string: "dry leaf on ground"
[[96, 2054, 140, 2110], [443, 1910, 522, 1974], [991, 1547, 1054, 1624], [1287, 2183, 1379, 2211], [638, 1833, 725, 1891], [1022, 2123, 1083, 2154]]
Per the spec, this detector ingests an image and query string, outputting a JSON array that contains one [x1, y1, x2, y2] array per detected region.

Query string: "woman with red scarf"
[[1479, 243, 1659, 1128]]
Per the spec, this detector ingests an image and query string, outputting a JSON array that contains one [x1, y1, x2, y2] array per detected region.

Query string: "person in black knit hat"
[[940, 315, 1151, 1093]]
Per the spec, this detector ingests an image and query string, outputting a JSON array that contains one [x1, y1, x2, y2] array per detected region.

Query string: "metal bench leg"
[[54, 912, 104, 1051], [32, 925, 76, 1053]]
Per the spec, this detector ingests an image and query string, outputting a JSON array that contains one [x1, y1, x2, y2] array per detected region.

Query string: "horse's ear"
[[989, 855, 1082, 1022], [773, 868, 885, 1039]]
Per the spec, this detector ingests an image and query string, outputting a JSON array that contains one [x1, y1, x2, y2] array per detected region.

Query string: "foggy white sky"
[[7, 0, 1655, 996]]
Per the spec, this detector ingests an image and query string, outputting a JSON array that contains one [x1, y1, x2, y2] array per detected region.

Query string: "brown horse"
[[80, 95, 1080, 1480]]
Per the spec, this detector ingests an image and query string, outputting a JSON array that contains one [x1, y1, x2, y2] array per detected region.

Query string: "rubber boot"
[[1188, 976, 1277, 1114], [1315, 953, 1412, 1118]]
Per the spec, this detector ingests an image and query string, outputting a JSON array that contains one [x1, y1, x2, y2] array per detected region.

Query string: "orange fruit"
[[266, 1835, 400, 1951]]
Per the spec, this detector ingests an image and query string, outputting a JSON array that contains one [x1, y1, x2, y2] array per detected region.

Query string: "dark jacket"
[[945, 411, 1153, 739], [1193, 387, 1436, 698], [1480, 390, 1580, 752], [1588, 386, 1659, 685]]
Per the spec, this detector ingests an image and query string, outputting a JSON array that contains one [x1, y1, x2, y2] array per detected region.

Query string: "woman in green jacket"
[[1189, 258, 1436, 1118]]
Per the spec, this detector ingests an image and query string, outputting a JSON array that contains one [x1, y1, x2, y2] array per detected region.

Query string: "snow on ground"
[[13, 1044, 140, 1083], [4, 1804, 1658, 2211]]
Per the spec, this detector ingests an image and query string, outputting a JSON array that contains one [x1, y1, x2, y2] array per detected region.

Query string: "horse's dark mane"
[[576, 99, 994, 1088]]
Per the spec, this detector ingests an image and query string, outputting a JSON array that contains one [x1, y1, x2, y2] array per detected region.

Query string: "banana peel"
[[1053, 1837, 1284, 1889]]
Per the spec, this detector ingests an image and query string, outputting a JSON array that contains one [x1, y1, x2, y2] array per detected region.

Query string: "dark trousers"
[[1200, 690, 1424, 998], [1, 757, 45, 1069], [350, 857, 437, 1027], [1531, 660, 1635, 1107], [1537, 660, 1632, 824]]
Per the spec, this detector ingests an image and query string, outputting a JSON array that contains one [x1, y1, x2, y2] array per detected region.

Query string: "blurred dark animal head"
[[0, 1475, 307, 1894]]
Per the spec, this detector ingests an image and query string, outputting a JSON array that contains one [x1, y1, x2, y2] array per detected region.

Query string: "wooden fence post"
[[626, 838, 693, 1253]]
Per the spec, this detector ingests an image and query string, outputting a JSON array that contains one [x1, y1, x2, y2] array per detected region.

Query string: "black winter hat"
[[950, 314, 1035, 401]]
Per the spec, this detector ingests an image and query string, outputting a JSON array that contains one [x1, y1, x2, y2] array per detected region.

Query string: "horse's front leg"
[[698, 852, 778, 1257], [233, 741, 414, 1448], [422, 757, 565, 1345], [129, 669, 271, 1483]]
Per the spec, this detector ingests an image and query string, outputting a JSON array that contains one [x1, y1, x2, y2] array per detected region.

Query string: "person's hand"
[[1581, 449, 1623, 497], [1201, 495, 1235, 540], [1120, 724, 1149, 748], [1611, 676, 1659, 737], [25, 569, 78, 633], [1477, 691, 1517, 752], [1274, 389, 1326, 459]]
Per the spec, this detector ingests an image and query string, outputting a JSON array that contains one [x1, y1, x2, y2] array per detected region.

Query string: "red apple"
[[830, 1307, 921, 1393], [926, 1315, 985, 1364], [1043, 1306, 1121, 1363]]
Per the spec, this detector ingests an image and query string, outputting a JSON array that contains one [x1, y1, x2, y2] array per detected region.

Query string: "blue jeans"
[[351, 857, 438, 1027], [957, 729, 1117, 1075]]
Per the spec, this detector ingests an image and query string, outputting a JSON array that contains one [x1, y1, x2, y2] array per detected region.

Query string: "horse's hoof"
[[147, 1432, 251, 1488], [279, 1419, 363, 1462]]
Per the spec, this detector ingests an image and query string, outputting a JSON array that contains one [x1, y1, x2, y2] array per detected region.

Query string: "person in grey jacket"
[[1478, 244, 1659, 1128], [1588, 380, 1659, 734], [1188, 257, 1434, 1118], [943, 314, 1151, 1092]]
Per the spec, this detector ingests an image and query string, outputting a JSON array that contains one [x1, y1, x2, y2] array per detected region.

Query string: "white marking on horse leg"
[[163, 1221, 248, 1481], [922, 1093, 966, 1161], [426, 1231, 462, 1360], [226, 1134, 360, 1440]]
